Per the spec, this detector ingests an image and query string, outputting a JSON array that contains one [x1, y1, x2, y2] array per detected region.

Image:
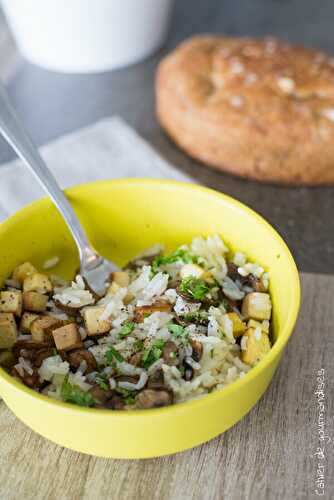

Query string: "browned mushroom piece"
[[12, 341, 50, 360], [190, 339, 203, 362], [34, 347, 56, 368], [67, 349, 97, 373], [104, 394, 125, 410], [134, 301, 172, 323], [147, 369, 165, 390], [89, 384, 114, 404], [183, 361, 194, 381], [247, 274, 266, 292], [53, 299, 81, 316], [11, 366, 42, 389], [227, 262, 239, 280], [167, 279, 181, 290], [129, 352, 142, 366], [115, 375, 140, 385], [136, 388, 173, 409], [162, 341, 178, 366]]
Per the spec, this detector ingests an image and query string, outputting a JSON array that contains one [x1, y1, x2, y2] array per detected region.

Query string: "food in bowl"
[[0, 234, 272, 410]]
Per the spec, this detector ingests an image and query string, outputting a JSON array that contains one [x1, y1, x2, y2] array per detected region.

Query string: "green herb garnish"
[[115, 387, 136, 405], [180, 311, 209, 325], [95, 373, 110, 391], [168, 323, 188, 339], [179, 276, 209, 300], [133, 339, 144, 351], [141, 339, 165, 369], [106, 345, 124, 364], [61, 376, 96, 407], [151, 248, 197, 274], [119, 322, 135, 338]]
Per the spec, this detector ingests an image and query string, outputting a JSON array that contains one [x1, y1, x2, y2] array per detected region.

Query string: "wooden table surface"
[[0, 272, 332, 500]]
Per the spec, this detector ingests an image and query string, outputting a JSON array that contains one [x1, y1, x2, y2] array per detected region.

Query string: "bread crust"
[[156, 35, 334, 185]]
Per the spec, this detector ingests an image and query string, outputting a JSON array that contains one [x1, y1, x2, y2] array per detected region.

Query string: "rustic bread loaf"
[[156, 35, 334, 185]]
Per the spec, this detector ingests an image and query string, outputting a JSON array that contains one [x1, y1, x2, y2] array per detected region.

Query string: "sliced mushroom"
[[162, 341, 178, 366], [183, 360, 194, 381], [34, 348, 56, 368], [137, 388, 173, 409], [227, 262, 239, 281], [67, 349, 97, 373], [116, 375, 140, 385], [104, 394, 125, 410], [89, 384, 114, 404], [134, 301, 172, 323], [190, 339, 203, 362], [129, 352, 142, 366], [11, 366, 42, 389], [53, 299, 81, 316], [147, 369, 165, 390], [247, 274, 266, 292], [12, 341, 50, 360]]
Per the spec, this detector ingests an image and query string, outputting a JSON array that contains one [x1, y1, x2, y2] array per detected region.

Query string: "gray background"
[[0, 0, 333, 274]]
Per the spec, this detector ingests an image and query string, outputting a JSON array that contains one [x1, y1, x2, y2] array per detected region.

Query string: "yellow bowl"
[[0, 179, 300, 458]]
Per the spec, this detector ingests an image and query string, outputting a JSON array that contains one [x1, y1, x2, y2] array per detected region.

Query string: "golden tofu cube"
[[31, 315, 62, 343], [23, 273, 53, 294], [52, 323, 82, 351], [241, 292, 272, 320], [226, 312, 246, 338], [111, 271, 130, 287], [0, 350, 16, 368], [23, 291, 48, 312], [0, 313, 18, 349], [20, 312, 40, 333], [82, 306, 112, 336], [0, 290, 23, 317], [12, 262, 37, 284], [241, 327, 271, 366]]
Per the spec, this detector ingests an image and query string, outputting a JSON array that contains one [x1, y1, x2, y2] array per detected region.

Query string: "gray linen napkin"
[[0, 116, 192, 221]]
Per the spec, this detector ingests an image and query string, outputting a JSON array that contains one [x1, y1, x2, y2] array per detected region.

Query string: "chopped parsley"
[[180, 311, 209, 325], [179, 276, 209, 301], [61, 376, 96, 407], [133, 339, 144, 351], [119, 322, 135, 338], [168, 323, 189, 341], [106, 345, 124, 364], [95, 373, 110, 391], [151, 248, 197, 274], [115, 387, 136, 405], [141, 339, 165, 369]]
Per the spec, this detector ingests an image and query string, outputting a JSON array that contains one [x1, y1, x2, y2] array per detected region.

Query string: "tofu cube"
[[111, 271, 130, 287], [0, 290, 23, 317], [23, 291, 48, 312], [226, 312, 246, 338], [83, 306, 112, 336], [23, 273, 53, 294], [241, 327, 271, 365], [52, 323, 82, 351], [0, 313, 18, 349], [12, 262, 37, 284], [134, 301, 172, 323], [20, 312, 40, 333], [241, 292, 272, 320], [31, 315, 62, 343]]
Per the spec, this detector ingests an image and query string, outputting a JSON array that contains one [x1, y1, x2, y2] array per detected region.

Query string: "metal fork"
[[0, 83, 119, 293]]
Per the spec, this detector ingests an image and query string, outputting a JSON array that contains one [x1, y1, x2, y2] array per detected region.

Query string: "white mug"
[[1, 0, 174, 73]]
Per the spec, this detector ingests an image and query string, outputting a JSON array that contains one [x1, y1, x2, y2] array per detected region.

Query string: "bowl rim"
[[0, 178, 301, 418]]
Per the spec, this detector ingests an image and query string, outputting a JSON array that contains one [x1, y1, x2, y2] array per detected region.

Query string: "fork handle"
[[0, 83, 100, 269]]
